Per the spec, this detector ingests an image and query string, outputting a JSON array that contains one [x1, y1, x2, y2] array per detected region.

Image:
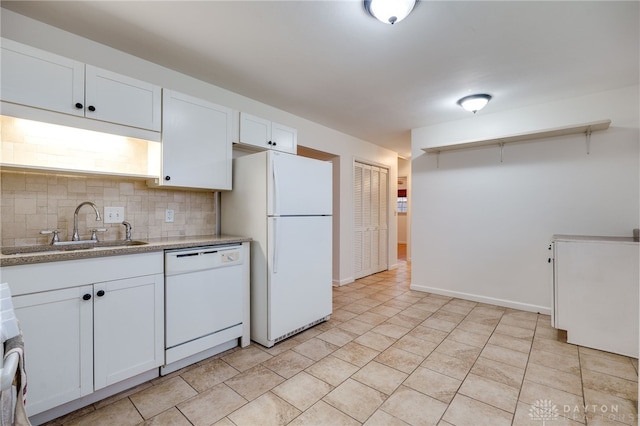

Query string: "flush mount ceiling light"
[[364, 0, 417, 25], [457, 94, 492, 113]]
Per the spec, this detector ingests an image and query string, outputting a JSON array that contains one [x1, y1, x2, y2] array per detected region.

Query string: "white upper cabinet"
[[238, 112, 297, 154], [1, 38, 161, 133], [158, 89, 233, 190]]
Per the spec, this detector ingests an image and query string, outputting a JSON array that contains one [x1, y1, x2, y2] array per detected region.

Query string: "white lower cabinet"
[[4, 253, 164, 417]]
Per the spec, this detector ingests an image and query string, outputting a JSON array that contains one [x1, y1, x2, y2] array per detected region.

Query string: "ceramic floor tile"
[[222, 345, 273, 372], [481, 343, 529, 370], [272, 371, 333, 411], [337, 318, 376, 335], [352, 361, 408, 395], [421, 316, 458, 333], [431, 310, 466, 325], [528, 347, 581, 375], [364, 409, 411, 425], [355, 311, 389, 325], [176, 383, 246, 426], [323, 378, 387, 422], [407, 325, 449, 344], [403, 366, 462, 404], [380, 385, 448, 426], [355, 330, 398, 351], [369, 305, 403, 317], [331, 341, 380, 367], [581, 368, 638, 401], [331, 308, 359, 322], [399, 306, 434, 320], [421, 351, 475, 381], [375, 346, 424, 374], [392, 334, 439, 357], [578, 346, 636, 365], [292, 337, 339, 361], [532, 336, 579, 357], [288, 401, 361, 426], [447, 328, 491, 348], [487, 332, 533, 354], [583, 388, 638, 426], [262, 338, 302, 356], [494, 323, 535, 340], [64, 398, 143, 426], [371, 322, 412, 339], [223, 364, 286, 401], [580, 352, 638, 381], [457, 317, 499, 333], [385, 313, 425, 328], [524, 361, 582, 396], [262, 350, 315, 379], [470, 356, 525, 389], [440, 302, 475, 316], [442, 394, 513, 426], [129, 376, 198, 419], [227, 392, 301, 426], [435, 338, 482, 363], [141, 407, 192, 426], [303, 357, 358, 391], [180, 358, 240, 392], [458, 373, 519, 413], [498, 315, 537, 331], [316, 327, 359, 347], [519, 380, 585, 422], [341, 302, 371, 315], [512, 401, 583, 425]]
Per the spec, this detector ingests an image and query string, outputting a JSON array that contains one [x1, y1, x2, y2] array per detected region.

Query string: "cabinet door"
[[161, 90, 233, 189], [85, 65, 161, 131], [239, 112, 271, 149], [1, 38, 85, 117], [12, 286, 93, 416], [271, 122, 297, 154], [93, 273, 164, 390]]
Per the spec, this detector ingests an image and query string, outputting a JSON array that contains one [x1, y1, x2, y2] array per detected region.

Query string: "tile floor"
[[44, 260, 638, 426]]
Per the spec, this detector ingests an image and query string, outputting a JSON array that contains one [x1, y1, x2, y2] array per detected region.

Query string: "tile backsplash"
[[1, 170, 216, 247]]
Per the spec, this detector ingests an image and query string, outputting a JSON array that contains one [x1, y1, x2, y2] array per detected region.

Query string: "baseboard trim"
[[333, 277, 355, 286], [409, 283, 551, 315]]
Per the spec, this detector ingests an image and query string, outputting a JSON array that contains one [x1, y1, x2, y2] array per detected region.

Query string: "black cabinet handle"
[[267, 141, 273, 145], [75, 102, 83, 109], [82, 294, 91, 301], [273, 141, 277, 146], [165, 176, 171, 181], [548, 258, 551, 263], [97, 290, 105, 297], [88, 105, 96, 112]]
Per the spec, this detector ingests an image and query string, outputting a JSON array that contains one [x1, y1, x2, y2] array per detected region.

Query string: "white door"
[[93, 274, 164, 390], [354, 161, 389, 279], [268, 216, 332, 341], [268, 151, 332, 216], [85, 65, 161, 131], [162, 90, 233, 189], [12, 286, 93, 416]]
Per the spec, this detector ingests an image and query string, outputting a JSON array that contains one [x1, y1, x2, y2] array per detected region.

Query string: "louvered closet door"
[[354, 162, 389, 279]]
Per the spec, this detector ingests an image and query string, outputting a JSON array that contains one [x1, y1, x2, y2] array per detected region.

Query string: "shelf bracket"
[[585, 126, 592, 154], [499, 142, 505, 163]]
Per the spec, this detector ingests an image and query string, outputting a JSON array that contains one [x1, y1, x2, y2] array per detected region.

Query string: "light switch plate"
[[165, 209, 175, 223], [104, 207, 125, 223]]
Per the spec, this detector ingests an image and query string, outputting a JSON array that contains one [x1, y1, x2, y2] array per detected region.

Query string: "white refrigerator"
[[221, 150, 332, 347]]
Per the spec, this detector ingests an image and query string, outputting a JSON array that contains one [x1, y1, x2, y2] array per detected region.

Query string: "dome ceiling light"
[[364, 0, 417, 25], [457, 94, 492, 114]]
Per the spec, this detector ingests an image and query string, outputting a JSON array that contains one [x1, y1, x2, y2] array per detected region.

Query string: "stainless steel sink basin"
[[1, 240, 148, 255]]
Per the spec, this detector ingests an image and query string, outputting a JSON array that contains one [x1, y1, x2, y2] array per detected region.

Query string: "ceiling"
[[2, 1, 638, 158]]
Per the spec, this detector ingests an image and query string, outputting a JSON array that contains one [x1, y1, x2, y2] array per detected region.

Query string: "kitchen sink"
[[1, 240, 148, 255]]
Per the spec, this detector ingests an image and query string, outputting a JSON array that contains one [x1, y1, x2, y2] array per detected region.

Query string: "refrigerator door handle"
[[272, 218, 279, 274], [272, 157, 279, 216]]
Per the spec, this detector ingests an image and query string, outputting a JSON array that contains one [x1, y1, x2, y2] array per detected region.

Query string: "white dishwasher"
[[163, 244, 244, 374]]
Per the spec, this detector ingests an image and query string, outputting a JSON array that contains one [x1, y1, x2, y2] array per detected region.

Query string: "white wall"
[[1, 9, 399, 286], [411, 86, 639, 313]]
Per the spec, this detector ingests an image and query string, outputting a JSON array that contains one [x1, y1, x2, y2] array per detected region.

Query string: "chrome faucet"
[[72, 201, 102, 241], [121, 221, 132, 241]]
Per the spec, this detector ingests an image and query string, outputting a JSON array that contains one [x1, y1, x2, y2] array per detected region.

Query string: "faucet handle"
[[121, 221, 132, 241], [90, 228, 108, 242], [40, 230, 60, 245]]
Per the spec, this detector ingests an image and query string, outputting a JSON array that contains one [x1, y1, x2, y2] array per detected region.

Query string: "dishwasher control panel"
[[165, 244, 243, 276]]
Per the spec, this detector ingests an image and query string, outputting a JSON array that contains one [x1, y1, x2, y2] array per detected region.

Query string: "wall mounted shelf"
[[422, 119, 611, 154]]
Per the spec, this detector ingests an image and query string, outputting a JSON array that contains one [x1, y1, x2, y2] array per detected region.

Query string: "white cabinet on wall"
[[155, 90, 233, 190], [1, 38, 161, 138], [3, 253, 164, 417], [354, 161, 389, 279], [238, 112, 297, 154]]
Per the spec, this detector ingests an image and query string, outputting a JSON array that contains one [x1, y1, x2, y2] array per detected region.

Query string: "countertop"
[[552, 234, 639, 244], [0, 235, 252, 267]]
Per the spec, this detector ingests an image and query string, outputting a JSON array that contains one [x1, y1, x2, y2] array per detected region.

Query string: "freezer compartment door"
[[268, 151, 332, 216], [268, 216, 332, 340]]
